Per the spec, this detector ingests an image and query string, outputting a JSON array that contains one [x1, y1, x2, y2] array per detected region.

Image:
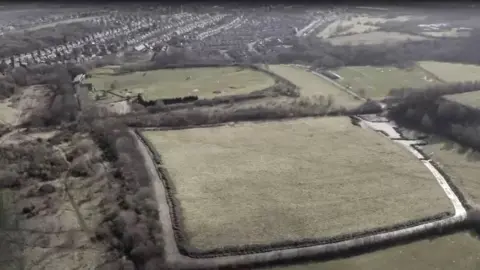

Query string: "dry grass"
[[422, 137, 480, 207], [327, 31, 428, 46], [334, 66, 440, 98], [86, 66, 276, 101], [273, 232, 480, 270], [417, 61, 480, 83], [142, 117, 452, 250], [268, 65, 361, 108]]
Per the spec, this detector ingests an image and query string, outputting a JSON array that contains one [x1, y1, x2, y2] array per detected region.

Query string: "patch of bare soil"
[[0, 132, 111, 270]]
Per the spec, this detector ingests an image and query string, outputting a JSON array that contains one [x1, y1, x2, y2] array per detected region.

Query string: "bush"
[[88, 120, 165, 268], [387, 82, 480, 152]]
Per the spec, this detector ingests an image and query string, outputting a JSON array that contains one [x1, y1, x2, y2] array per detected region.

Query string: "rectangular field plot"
[[274, 232, 480, 270], [142, 117, 453, 251], [268, 65, 361, 108], [85, 66, 275, 101], [334, 66, 440, 98], [418, 61, 480, 82], [444, 91, 480, 108]]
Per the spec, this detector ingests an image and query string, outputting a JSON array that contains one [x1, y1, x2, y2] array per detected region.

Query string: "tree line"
[[387, 81, 480, 151]]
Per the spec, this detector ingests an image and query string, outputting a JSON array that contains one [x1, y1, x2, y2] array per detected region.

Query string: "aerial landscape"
[[2, 3, 480, 270]]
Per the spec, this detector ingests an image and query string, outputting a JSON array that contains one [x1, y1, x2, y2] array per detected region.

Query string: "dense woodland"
[[87, 120, 166, 270]]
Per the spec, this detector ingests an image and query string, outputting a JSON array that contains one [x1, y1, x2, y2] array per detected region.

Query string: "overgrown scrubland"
[[86, 120, 167, 270]]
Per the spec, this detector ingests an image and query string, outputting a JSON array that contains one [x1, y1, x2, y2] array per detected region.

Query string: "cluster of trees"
[[0, 138, 69, 269], [116, 95, 380, 128], [0, 62, 93, 127], [0, 140, 68, 189], [0, 62, 88, 100], [87, 120, 166, 270], [387, 82, 480, 151], [25, 64, 82, 126], [386, 80, 480, 102]]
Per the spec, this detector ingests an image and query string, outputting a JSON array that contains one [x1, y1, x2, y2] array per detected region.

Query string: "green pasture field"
[[142, 117, 452, 251], [333, 65, 440, 98], [271, 232, 480, 270], [444, 91, 480, 108], [268, 65, 361, 109], [85, 66, 276, 101], [418, 61, 480, 83], [422, 136, 480, 206]]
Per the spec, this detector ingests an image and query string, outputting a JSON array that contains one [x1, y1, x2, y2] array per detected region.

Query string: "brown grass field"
[[272, 232, 480, 270], [417, 61, 480, 82], [142, 117, 453, 250], [268, 65, 361, 108], [422, 136, 480, 206], [85, 66, 276, 101]]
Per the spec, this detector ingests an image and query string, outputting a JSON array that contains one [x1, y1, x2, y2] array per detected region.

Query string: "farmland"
[[333, 65, 440, 98], [417, 61, 480, 82], [274, 232, 480, 270], [142, 116, 453, 251], [268, 65, 361, 108], [85, 66, 276, 101], [444, 91, 480, 108]]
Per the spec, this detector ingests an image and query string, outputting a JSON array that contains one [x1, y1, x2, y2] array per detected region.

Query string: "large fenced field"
[[417, 61, 480, 83], [333, 65, 441, 98], [85, 66, 276, 101], [268, 65, 361, 108], [141, 116, 453, 252]]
